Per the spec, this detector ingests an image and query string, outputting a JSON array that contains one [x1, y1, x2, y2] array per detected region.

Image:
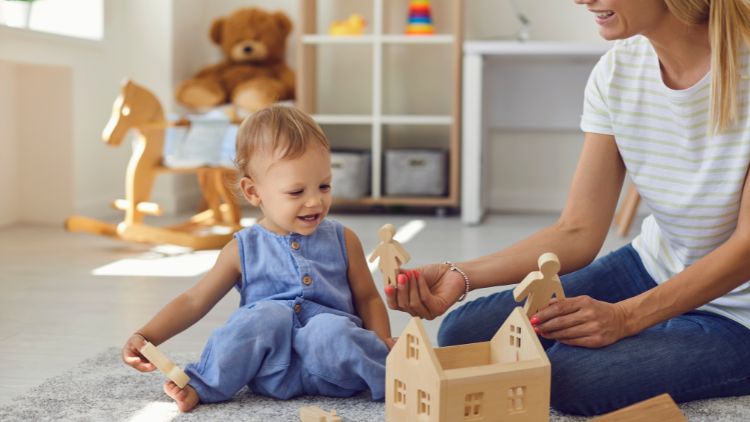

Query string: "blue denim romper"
[[183, 219, 388, 403]]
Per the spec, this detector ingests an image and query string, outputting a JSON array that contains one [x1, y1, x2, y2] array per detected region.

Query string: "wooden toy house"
[[386, 307, 550, 421]]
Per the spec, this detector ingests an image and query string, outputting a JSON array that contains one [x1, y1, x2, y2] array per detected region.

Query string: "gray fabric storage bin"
[[385, 149, 447, 196], [331, 150, 370, 199]]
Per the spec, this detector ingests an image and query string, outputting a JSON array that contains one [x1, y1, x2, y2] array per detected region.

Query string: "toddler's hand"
[[122, 333, 156, 372]]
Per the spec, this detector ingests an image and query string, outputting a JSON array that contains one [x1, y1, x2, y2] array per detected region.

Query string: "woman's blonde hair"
[[235, 105, 329, 177], [665, 0, 750, 133]]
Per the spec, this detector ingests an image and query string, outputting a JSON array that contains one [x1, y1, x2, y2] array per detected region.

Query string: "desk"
[[461, 41, 610, 224]]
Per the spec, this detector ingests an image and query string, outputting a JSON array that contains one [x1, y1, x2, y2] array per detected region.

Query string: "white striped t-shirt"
[[580, 35, 750, 328]]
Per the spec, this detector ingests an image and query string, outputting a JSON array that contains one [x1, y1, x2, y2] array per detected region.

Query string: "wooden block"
[[299, 406, 342, 422], [139, 341, 190, 389], [592, 394, 686, 422]]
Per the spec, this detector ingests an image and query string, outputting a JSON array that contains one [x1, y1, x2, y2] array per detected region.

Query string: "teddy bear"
[[176, 7, 295, 114]]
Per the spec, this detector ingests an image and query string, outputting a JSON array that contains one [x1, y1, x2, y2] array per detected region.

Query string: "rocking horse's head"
[[102, 79, 163, 146]]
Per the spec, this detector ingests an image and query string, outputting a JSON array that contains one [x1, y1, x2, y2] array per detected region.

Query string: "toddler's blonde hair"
[[235, 105, 329, 177]]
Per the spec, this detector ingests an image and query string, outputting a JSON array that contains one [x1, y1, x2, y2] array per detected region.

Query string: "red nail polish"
[[385, 285, 395, 294], [530, 316, 540, 325], [397, 274, 407, 285], [415, 270, 420, 279], [407, 270, 414, 279]]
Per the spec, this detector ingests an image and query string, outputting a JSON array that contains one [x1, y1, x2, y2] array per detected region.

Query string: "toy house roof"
[[398, 307, 549, 382], [396, 315, 445, 379]]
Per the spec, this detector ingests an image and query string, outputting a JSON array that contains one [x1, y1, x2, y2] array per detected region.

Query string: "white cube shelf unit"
[[296, 0, 463, 208]]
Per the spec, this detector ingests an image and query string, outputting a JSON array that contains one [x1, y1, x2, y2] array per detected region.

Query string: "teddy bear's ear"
[[273, 12, 293, 38], [209, 17, 225, 45]]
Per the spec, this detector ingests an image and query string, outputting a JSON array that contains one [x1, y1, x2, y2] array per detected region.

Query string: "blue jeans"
[[438, 244, 750, 416]]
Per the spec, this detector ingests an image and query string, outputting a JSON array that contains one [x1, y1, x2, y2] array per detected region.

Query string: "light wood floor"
[[0, 212, 635, 405]]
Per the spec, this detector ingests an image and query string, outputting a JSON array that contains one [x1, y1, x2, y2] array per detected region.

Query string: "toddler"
[[122, 105, 392, 412]]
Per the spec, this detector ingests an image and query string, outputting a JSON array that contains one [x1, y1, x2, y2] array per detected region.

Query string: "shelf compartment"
[[382, 43, 454, 116], [301, 0, 375, 37], [382, 124, 450, 156], [321, 124, 372, 151], [300, 44, 373, 115], [381, 124, 457, 203]]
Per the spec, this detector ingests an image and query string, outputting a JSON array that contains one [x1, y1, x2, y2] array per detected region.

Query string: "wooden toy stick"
[[299, 406, 342, 422], [592, 393, 686, 422], [139, 341, 190, 389], [369, 224, 411, 287], [513, 252, 565, 318]]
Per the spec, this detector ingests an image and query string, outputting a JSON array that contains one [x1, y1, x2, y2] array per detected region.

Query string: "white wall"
[[0, 0, 198, 226], [17, 64, 74, 223], [465, 0, 599, 42], [0, 57, 75, 225]]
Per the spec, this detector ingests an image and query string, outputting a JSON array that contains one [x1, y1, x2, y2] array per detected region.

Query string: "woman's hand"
[[122, 333, 156, 372], [531, 296, 630, 348], [384, 263, 466, 320]]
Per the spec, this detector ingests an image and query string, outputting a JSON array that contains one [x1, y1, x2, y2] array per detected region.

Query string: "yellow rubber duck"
[[328, 14, 367, 36]]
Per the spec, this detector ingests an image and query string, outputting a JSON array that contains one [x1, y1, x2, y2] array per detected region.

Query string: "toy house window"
[[418, 389, 431, 416], [509, 324, 522, 348], [508, 386, 527, 413], [407, 334, 419, 360], [464, 392, 484, 420], [394, 379, 407, 407]]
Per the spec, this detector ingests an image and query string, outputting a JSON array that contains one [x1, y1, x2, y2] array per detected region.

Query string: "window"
[[508, 386, 527, 413], [1, 0, 103, 40], [394, 379, 407, 407], [418, 389, 431, 416], [464, 392, 484, 420], [407, 334, 419, 360], [509, 324, 522, 348]]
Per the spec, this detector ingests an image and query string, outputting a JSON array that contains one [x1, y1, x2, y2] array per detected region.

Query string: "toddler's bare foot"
[[163, 380, 199, 412]]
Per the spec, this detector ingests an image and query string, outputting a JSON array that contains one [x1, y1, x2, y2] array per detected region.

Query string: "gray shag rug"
[[1, 348, 749, 421]]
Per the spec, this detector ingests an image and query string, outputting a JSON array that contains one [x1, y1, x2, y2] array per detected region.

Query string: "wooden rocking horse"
[[65, 79, 242, 249]]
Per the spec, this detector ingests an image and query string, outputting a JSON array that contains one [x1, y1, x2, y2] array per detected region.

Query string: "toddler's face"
[[244, 145, 332, 236]]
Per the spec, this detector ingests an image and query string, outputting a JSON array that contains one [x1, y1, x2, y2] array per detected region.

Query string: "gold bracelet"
[[444, 261, 470, 302]]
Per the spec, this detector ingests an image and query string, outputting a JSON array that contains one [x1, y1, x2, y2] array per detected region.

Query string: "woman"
[[386, 0, 750, 416]]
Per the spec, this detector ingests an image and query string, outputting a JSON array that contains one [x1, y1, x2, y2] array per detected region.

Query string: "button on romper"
[[183, 219, 388, 403]]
